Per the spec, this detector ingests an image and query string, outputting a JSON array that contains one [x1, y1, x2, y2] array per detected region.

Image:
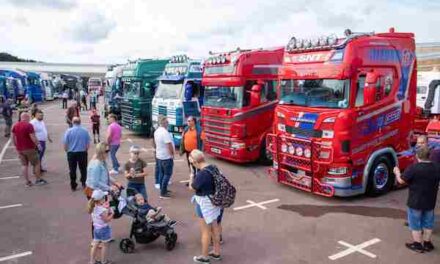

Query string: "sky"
[[0, 0, 439, 64]]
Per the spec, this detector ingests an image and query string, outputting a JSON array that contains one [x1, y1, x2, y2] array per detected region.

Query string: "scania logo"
[[290, 117, 315, 123]]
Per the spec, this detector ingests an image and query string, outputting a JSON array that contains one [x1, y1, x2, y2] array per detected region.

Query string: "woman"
[[189, 149, 222, 263], [180, 116, 204, 177], [85, 142, 120, 199]]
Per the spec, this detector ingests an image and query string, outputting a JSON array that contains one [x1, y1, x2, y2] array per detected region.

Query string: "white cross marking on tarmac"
[[0, 251, 32, 262], [0, 204, 23, 210], [1, 158, 19, 162], [328, 238, 381, 260], [233, 199, 280, 211], [0, 176, 20, 180]]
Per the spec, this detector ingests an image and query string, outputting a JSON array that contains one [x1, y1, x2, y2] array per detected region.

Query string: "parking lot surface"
[[0, 99, 439, 264]]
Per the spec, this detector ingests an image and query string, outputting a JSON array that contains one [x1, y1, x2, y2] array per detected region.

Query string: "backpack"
[[205, 165, 236, 208]]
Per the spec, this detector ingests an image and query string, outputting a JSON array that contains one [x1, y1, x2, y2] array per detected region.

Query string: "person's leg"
[[90, 241, 99, 264], [109, 145, 119, 171], [38, 141, 46, 170], [406, 207, 424, 252], [160, 159, 173, 196], [421, 209, 435, 251], [18, 153, 30, 184], [211, 221, 221, 255], [155, 158, 160, 186], [100, 243, 107, 263], [78, 152, 88, 186], [199, 219, 211, 257], [67, 152, 78, 189]]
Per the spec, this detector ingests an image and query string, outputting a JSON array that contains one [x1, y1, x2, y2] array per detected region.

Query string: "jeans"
[[62, 98, 67, 109], [127, 182, 147, 199], [158, 159, 173, 196], [38, 141, 46, 164], [67, 151, 88, 188], [154, 158, 160, 185], [109, 144, 120, 170], [407, 207, 435, 231]]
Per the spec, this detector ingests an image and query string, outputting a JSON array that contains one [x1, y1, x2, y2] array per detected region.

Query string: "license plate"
[[211, 147, 221, 154]]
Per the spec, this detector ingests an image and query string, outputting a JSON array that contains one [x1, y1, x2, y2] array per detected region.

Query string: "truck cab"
[[104, 65, 124, 118], [0, 69, 27, 103], [120, 59, 168, 134], [152, 55, 203, 146], [201, 48, 283, 164], [88, 77, 103, 95], [26, 71, 44, 102], [268, 28, 417, 197], [39, 72, 55, 101], [416, 70, 440, 115]]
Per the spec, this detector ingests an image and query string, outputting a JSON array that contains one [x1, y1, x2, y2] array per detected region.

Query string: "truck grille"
[[286, 125, 322, 138], [158, 105, 167, 116], [205, 134, 230, 147], [203, 119, 230, 135], [120, 101, 134, 127]]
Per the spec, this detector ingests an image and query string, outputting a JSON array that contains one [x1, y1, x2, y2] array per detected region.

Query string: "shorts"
[[18, 149, 40, 166], [195, 203, 224, 224], [407, 207, 435, 231], [93, 225, 112, 242]]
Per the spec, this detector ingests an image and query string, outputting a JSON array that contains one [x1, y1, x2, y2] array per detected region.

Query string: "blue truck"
[[152, 55, 204, 146], [26, 71, 44, 102], [0, 69, 26, 103]]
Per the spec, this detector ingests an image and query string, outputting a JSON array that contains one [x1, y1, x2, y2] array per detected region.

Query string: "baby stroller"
[[113, 188, 178, 253]]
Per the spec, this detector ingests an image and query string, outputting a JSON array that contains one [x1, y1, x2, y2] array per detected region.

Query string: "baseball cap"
[[129, 145, 140, 153], [91, 189, 108, 200]]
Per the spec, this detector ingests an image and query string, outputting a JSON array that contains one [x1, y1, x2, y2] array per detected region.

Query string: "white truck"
[[40, 72, 55, 101], [417, 70, 440, 115]]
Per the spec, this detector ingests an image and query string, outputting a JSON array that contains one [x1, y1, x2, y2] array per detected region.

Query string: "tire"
[[120, 238, 135, 254], [258, 139, 273, 166], [165, 233, 178, 251], [366, 156, 394, 196]]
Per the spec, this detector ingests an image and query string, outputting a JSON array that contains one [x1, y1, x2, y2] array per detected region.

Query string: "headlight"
[[328, 167, 348, 175], [295, 147, 303, 156], [231, 142, 246, 149], [277, 112, 285, 118], [288, 145, 295, 155], [322, 130, 334, 139], [277, 123, 286, 132], [319, 150, 331, 159], [304, 148, 311, 158], [281, 143, 288, 153]]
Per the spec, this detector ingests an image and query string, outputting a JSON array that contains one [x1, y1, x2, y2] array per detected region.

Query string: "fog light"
[[231, 142, 246, 149], [319, 150, 331, 159], [328, 167, 348, 175], [281, 143, 288, 153], [304, 148, 311, 158], [288, 145, 295, 155], [295, 147, 303, 157]]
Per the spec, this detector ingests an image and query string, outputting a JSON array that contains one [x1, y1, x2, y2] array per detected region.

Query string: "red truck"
[[201, 47, 284, 164], [267, 28, 418, 197]]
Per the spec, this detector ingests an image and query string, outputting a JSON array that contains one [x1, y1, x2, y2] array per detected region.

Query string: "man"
[[180, 116, 204, 179], [66, 101, 79, 128], [106, 114, 122, 174], [12, 112, 48, 187], [30, 110, 52, 172], [80, 89, 87, 111], [62, 90, 68, 109], [154, 115, 175, 199], [89, 90, 98, 110], [394, 147, 440, 253], [1, 96, 13, 137], [63, 117, 90, 191], [415, 135, 440, 163]]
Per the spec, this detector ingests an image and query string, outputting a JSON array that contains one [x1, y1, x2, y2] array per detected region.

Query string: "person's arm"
[[101, 209, 114, 223], [106, 126, 112, 144], [136, 163, 148, 178], [393, 166, 406, 185], [167, 142, 175, 158], [63, 132, 68, 152], [124, 163, 132, 179]]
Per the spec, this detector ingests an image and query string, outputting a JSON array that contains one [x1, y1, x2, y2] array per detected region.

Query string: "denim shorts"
[[195, 203, 224, 224], [93, 225, 112, 242], [407, 208, 435, 231]]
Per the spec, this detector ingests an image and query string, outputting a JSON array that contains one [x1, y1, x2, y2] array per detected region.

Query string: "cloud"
[[68, 11, 116, 43], [0, 0, 77, 10]]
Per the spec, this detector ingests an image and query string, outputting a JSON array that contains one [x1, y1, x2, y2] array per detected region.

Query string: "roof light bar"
[[205, 54, 230, 65], [170, 55, 189, 63]]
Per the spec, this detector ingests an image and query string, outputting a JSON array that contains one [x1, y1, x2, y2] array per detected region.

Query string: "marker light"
[[295, 147, 304, 157], [288, 145, 295, 155], [281, 143, 288, 153], [304, 148, 311, 158]]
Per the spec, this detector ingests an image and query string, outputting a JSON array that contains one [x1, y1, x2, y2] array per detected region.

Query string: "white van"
[[417, 70, 440, 114]]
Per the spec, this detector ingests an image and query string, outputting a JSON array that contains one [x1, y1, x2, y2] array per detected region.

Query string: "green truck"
[[120, 59, 168, 135]]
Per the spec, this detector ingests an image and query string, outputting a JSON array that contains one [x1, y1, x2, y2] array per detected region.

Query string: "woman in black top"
[[189, 149, 222, 263]]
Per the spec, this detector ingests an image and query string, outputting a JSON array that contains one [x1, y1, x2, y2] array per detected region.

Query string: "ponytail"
[[87, 199, 96, 214]]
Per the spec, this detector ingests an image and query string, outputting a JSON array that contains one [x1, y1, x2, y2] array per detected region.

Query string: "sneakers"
[[35, 179, 48, 186], [25, 181, 33, 187], [160, 193, 172, 199], [405, 242, 424, 253], [109, 169, 118, 175], [154, 184, 160, 189], [168, 180, 173, 185], [193, 256, 210, 263], [208, 252, 222, 261], [424, 241, 435, 252]]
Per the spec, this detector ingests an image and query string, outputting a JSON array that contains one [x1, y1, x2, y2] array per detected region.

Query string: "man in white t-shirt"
[[153, 115, 175, 199], [30, 110, 52, 172]]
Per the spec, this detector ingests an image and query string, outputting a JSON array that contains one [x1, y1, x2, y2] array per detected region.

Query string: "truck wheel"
[[366, 156, 394, 196], [258, 140, 273, 166]]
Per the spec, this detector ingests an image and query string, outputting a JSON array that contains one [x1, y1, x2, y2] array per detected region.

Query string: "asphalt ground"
[[0, 99, 439, 264]]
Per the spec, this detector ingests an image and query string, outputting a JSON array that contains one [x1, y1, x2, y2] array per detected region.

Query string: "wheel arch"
[[362, 147, 398, 194]]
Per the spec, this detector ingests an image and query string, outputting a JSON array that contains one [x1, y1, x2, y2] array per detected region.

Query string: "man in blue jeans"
[[153, 115, 175, 199], [394, 146, 440, 253]]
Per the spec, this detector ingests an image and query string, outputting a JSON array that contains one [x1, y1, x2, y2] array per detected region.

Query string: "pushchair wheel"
[[120, 238, 135, 253], [165, 233, 178, 251]]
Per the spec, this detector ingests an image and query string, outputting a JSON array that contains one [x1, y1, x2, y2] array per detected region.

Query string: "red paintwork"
[[201, 48, 284, 163], [268, 29, 419, 196]]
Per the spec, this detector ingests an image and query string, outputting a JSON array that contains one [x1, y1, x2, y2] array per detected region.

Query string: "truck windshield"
[[155, 82, 183, 99], [280, 79, 349, 109], [27, 78, 39, 86], [89, 80, 102, 86], [124, 81, 141, 96], [204, 86, 246, 109]]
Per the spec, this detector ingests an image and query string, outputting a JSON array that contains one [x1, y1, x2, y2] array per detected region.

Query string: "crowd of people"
[[1, 94, 439, 263]]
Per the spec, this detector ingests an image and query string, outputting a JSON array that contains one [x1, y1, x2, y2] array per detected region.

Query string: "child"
[[90, 108, 101, 144], [88, 190, 114, 264], [134, 193, 176, 225]]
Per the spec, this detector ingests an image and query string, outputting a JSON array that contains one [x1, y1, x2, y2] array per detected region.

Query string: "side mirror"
[[250, 84, 262, 106], [363, 71, 379, 106]]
